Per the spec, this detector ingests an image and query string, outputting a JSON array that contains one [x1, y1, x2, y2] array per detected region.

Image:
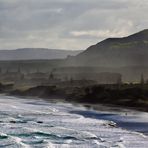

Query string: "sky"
[[0, 0, 148, 50]]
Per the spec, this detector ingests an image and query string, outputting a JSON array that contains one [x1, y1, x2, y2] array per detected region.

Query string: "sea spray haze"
[[0, 0, 148, 147]]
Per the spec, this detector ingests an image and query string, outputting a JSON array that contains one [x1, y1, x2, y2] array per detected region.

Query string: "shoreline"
[[7, 85, 148, 112], [1, 82, 148, 113], [0, 95, 148, 147], [6, 90, 148, 113], [1, 94, 148, 136], [7, 93, 148, 112]]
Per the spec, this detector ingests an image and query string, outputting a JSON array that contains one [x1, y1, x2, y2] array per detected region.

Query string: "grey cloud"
[[0, 0, 148, 50]]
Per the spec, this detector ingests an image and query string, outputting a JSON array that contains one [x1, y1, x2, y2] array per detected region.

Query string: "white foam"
[[0, 95, 148, 147]]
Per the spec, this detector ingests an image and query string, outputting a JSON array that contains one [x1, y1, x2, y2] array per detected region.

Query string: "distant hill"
[[1, 29, 148, 82], [0, 48, 81, 60], [67, 29, 148, 67], [61, 29, 148, 81]]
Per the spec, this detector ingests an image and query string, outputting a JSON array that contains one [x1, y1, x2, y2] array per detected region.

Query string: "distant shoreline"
[[6, 84, 148, 113], [1, 80, 148, 112]]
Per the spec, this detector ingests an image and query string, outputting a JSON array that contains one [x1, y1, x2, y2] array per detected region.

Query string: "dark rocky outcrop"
[[10, 83, 148, 112]]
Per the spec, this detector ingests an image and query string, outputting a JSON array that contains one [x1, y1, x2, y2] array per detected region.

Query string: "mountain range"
[[0, 48, 81, 60], [1, 29, 148, 81]]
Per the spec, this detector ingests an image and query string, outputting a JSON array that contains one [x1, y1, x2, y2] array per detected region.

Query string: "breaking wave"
[[0, 95, 148, 147]]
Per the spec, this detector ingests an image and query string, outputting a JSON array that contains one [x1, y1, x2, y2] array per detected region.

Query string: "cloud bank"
[[0, 0, 148, 50]]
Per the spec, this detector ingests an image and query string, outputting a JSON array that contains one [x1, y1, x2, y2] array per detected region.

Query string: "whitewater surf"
[[0, 95, 148, 147]]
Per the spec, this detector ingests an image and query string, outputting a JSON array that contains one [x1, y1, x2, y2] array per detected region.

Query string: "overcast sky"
[[0, 0, 148, 50]]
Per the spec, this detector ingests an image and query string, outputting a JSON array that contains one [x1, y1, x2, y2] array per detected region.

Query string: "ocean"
[[0, 95, 148, 148]]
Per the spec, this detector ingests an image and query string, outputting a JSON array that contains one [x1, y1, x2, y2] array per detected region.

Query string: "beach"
[[0, 94, 148, 147]]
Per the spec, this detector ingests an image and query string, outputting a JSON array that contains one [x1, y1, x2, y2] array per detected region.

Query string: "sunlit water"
[[0, 95, 148, 148]]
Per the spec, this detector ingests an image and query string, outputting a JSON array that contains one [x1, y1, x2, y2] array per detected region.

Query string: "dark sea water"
[[0, 95, 148, 147], [70, 106, 148, 135]]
